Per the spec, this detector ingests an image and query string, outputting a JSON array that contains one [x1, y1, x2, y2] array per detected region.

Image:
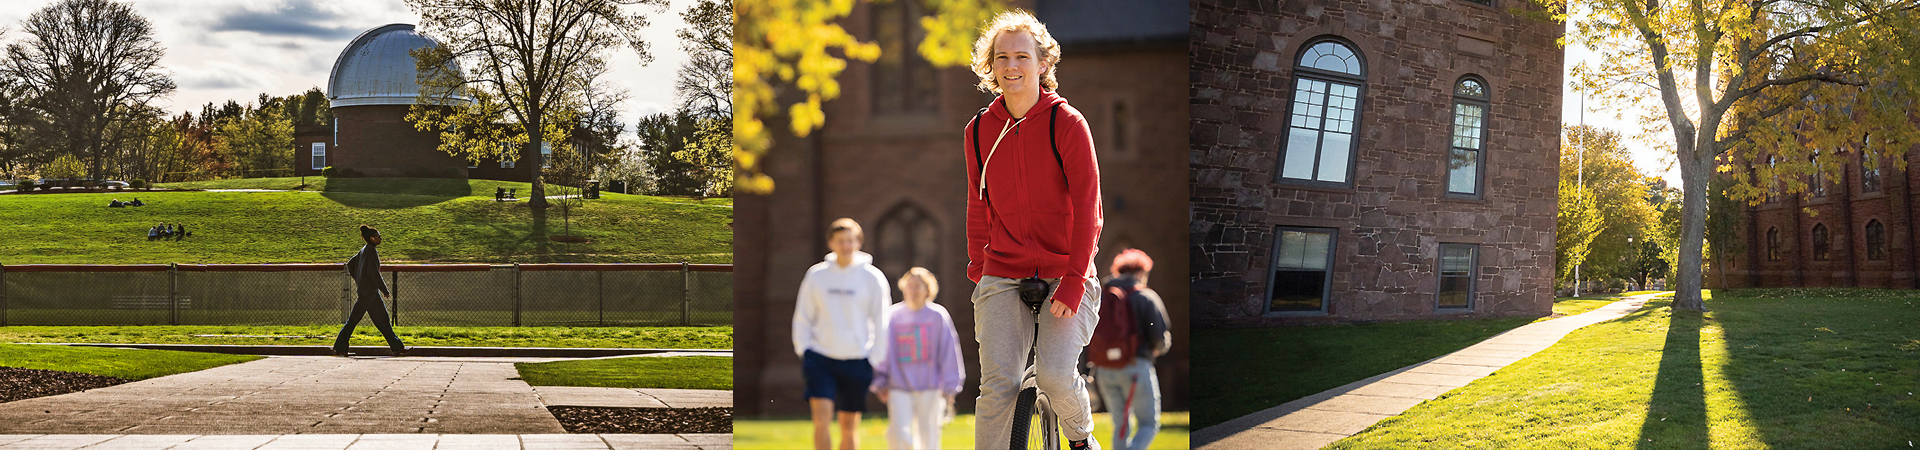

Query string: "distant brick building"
[[1714, 142, 1920, 288], [1190, 0, 1564, 325], [294, 24, 541, 181], [734, 0, 1190, 416]]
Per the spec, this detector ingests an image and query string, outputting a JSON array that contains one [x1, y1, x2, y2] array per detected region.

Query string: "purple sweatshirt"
[[870, 302, 965, 395]]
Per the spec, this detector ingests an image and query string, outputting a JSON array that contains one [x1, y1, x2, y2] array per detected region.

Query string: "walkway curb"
[[1193, 293, 1661, 450], [24, 343, 731, 358], [0, 433, 731, 449]]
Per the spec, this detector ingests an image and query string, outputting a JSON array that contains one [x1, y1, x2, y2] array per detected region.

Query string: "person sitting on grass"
[[335, 225, 409, 357], [793, 218, 889, 450], [147, 225, 159, 241], [871, 267, 964, 450], [164, 223, 175, 237], [176, 224, 189, 239]]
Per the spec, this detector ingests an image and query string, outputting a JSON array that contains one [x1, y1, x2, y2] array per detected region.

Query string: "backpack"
[[969, 103, 1066, 203], [1089, 282, 1140, 369]]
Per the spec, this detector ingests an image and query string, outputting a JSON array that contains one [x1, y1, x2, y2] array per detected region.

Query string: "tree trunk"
[[527, 109, 548, 209], [1674, 137, 1713, 312]]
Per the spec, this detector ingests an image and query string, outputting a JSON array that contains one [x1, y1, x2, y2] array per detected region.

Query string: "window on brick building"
[[1812, 224, 1830, 261], [1810, 151, 1826, 198], [1767, 227, 1781, 261], [501, 141, 516, 169], [1438, 244, 1477, 309], [1271, 227, 1336, 314], [311, 142, 326, 170], [1279, 39, 1364, 185], [1766, 156, 1780, 203], [1862, 138, 1882, 192], [871, 0, 937, 114], [541, 141, 553, 169], [1449, 76, 1489, 197], [876, 203, 940, 300], [1867, 220, 1887, 261]]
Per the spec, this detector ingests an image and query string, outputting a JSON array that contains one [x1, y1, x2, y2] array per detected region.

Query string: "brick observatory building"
[[292, 24, 539, 181], [734, 0, 1190, 416], [1190, 0, 1564, 325], [1714, 139, 1920, 288]]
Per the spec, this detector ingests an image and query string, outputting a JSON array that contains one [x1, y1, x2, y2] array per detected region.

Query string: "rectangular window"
[[541, 141, 553, 169], [1270, 227, 1335, 313], [501, 141, 516, 169], [1449, 102, 1484, 195], [310, 143, 326, 169], [1279, 78, 1358, 184], [1863, 155, 1882, 193], [1438, 244, 1477, 309]]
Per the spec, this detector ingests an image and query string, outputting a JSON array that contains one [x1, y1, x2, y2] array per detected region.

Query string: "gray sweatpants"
[[973, 275, 1100, 448]]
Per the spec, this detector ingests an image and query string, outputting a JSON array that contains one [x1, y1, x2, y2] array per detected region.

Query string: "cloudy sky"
[[0, 0, 695, 125]]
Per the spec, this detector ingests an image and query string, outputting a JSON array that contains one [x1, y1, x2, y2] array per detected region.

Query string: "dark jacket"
[[1106, 276, 1171, 361], [347, 244, 389, 299]]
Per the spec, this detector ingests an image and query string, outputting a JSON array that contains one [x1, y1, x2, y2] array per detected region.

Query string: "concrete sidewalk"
[[0, 433, 730, 449], [1194, 294, 1659, 450], [0, 356, 731, 435]]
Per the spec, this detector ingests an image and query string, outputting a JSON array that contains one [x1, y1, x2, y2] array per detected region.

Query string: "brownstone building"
[[734, 0, 1190, 416], [1190, 0, 1563, 325], [1714, 141, 1920, 288], [294, 24, 541, 181]]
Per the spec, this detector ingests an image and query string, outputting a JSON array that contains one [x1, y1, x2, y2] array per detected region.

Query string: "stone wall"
[[1190, 0, 1562, 325]]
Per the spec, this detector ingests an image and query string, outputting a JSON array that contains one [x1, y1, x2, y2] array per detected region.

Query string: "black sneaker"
[[392, 347, 413, 357], [331, 348, 349, 357], [1069, 439, 1100, 450]]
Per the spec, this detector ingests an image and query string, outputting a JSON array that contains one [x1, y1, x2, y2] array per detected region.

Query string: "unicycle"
[[1009, 276, 1061, 450]]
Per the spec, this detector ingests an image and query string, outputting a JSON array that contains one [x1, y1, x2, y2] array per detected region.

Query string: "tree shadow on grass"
[[1714, 290, 1920, 448], [1636, 308, 1707, 449], [320, 178, 469, 209]]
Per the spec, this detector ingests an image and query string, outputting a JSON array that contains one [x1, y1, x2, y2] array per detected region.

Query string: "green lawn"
[[0, 325, 731, 349], [0, 342, 260, 380], [1192, 316, 1537, 430], [516, 356, 732, 390], [1, 177, 731, 264], [1551, 292, 1658, 317], [1331, 289, 1920, 449], [734, 412, 1189, 450]]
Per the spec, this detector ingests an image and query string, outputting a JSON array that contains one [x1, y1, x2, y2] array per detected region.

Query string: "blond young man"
[[963, 10, 1104, 450], [793, 218, 890, 450]]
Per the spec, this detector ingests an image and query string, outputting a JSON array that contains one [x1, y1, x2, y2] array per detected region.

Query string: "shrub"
[[132, 179, 148, 190], [321, 166, 336, 177]]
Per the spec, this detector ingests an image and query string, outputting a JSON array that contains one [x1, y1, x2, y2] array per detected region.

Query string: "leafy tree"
[[214, 97, 293, 178], [405, 0, 666, 209], [735, 0, 1008, 193], [1553, 0, 1920, 311], [1559, 178, 1605, 284], [675, 0, 732, 117], [634, 109, 702, 196], [1559, 125, 1662, 285], [3, 0, 175, 185], [677, 116, 732, 196]]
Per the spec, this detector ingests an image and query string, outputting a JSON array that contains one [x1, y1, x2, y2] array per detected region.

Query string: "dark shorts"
[[802, 349, 874, 412]]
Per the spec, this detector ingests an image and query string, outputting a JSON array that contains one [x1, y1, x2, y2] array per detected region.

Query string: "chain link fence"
[[0, 263, 731, 327]]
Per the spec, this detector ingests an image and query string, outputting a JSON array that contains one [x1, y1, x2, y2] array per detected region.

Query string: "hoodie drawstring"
[[979, 115, 1029, 199]]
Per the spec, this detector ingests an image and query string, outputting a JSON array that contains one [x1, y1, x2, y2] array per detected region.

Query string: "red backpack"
[[1089, 282, 1140, 369]]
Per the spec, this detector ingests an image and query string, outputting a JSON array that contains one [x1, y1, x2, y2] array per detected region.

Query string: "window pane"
[[1453, 103, 1483, 150], [1441, 246, 1473, 275], [1273, 228, 1334, 313], [1302, 232, 1330, 270], [1318, 132, 1351, 183], [1438, 276, 1471, 308], [1301, 42, 1362, 76], [1449, 149, 1478, 194], [1271, 270, 1326, 312], [1277, 231, 1306, 268], [1283, 128, 1320, 180], [1439, 245, 1475, 309]]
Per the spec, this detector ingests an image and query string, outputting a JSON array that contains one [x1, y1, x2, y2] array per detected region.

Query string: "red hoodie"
[[964, 90, 1103, 312]]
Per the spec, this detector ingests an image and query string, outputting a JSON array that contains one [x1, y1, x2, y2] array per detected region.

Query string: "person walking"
[[793, 218, 889, 450], [963, 9, 1105, 450], [334, 225, 408, 357], [871, 268, 964, 450], [1088, 249, 1170, 450]]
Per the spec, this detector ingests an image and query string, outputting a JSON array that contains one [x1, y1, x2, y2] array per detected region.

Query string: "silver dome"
[[327, 24, 466, 108]]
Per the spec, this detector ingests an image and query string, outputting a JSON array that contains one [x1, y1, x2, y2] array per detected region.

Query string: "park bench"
[[110, 295, 190, 310]]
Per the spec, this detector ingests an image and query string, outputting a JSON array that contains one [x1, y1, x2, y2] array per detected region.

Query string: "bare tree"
[[405, 0, 665, 209], [675, 0, 731, 117], [4, 0, 174, 186]]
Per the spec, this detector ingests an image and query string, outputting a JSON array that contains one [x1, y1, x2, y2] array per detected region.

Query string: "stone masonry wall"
[[1190, 0, 1563, 325]]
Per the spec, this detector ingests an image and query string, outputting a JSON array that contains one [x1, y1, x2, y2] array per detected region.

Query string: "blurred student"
[[793, 218, 889, 450], [871, 267, 964, 450], [1089, 249, 1170, 450]]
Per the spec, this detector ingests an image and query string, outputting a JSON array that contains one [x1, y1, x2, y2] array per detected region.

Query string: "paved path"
[[0, 434, 729, 449], [0, 356, 730, 435], [1193, 294, 1659, 450]]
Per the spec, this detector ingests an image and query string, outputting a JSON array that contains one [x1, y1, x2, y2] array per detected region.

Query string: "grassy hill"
[[0, 177, 731, 264]]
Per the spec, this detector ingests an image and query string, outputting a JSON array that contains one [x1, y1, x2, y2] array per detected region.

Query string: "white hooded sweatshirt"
[[792, 251, 890, 361]]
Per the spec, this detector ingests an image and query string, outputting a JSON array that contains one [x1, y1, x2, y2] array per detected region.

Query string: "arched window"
[[875, 203, 940, 299], [1448, 76, 1490, 196], [1866, 220, 1887, 261], [1278, 38, 1364, 185], [1812, 224, 1830, 261], [1766, 227, 1781, 261]]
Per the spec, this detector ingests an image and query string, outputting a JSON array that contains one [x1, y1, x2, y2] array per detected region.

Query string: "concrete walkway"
[[1194, 293, 1659, 450], [0, 434, 729, 449], [0, 356, 731, 435]]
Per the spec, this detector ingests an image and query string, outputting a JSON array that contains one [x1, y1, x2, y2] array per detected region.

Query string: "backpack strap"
[[1049, 104, 1064, 185], [970, 107, 989, 198]]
